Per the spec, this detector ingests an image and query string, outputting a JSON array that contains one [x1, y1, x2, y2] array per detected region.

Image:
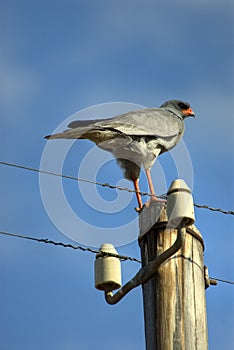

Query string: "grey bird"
[[45, 100, 195, 210]]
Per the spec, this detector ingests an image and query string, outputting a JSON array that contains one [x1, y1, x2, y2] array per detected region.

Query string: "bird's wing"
[[68, 108, 184, 138], [45, 108, 184, 140]]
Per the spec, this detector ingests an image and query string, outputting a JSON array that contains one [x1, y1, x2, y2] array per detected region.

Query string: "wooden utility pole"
[[138, 202, 208, 350]]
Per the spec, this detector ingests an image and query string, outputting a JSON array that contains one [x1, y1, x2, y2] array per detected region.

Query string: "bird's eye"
[[178, 102, 189, 110]]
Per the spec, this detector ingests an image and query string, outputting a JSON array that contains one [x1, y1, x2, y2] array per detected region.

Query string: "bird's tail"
[[44, 126, 93, 140], [44, 134, 56, 139], [44, 133, 67, 140]]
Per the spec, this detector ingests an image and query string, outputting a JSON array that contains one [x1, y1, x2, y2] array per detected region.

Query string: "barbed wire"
[[0, 230, 233, 285], [1, 161, 233, 215], [194, 203, 234, 215], [0, 230, 141, 263], [0, 161, 164, 198]]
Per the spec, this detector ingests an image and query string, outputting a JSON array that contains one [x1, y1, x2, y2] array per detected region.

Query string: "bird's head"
[[160, 100, 195, 119]]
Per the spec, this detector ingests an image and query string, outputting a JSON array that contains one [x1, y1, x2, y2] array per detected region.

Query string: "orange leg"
[[144, 168, 166, 207], [145, 168, 157, 201], [133, 179, 143, 211]]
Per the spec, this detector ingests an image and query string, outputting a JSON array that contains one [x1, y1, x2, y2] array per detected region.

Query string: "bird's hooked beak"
[[182, 107, 195, 118]]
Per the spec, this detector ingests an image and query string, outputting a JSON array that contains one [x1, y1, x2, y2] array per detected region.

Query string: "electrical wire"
[[1, 161, 233, 215], [0, 230, 141, 263], [194, 203, 234, 215], [0, 161, 164, 199], [0, 230, 233, 285]]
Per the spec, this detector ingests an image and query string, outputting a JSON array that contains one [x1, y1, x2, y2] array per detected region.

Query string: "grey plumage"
[[45, 99, 195, 208]]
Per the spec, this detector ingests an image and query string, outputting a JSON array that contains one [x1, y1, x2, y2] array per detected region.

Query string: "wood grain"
[[139, 203, 208, 350]]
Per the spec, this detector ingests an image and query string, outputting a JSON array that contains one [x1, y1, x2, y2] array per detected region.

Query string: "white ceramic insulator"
[[167, 179, 195, 228], [95, 243, 122, 291]]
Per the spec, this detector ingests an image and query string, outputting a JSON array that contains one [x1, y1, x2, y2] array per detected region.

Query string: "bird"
[[45, 99, 195, 211]]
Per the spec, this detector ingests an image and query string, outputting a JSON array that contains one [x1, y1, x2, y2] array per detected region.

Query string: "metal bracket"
[[105, 225, 185, 305], [204, 266, 218, 288]]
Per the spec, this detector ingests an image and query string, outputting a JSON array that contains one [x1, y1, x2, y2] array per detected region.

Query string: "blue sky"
[[1, 1, 233, 349]]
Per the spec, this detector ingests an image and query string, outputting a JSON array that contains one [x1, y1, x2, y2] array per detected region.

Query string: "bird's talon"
[[157, 199, 167, 203], [144, 197, 167, 208], [134, 206, 143, 213], [151, 197, 167, 203], [144, 201, 150, 208]]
